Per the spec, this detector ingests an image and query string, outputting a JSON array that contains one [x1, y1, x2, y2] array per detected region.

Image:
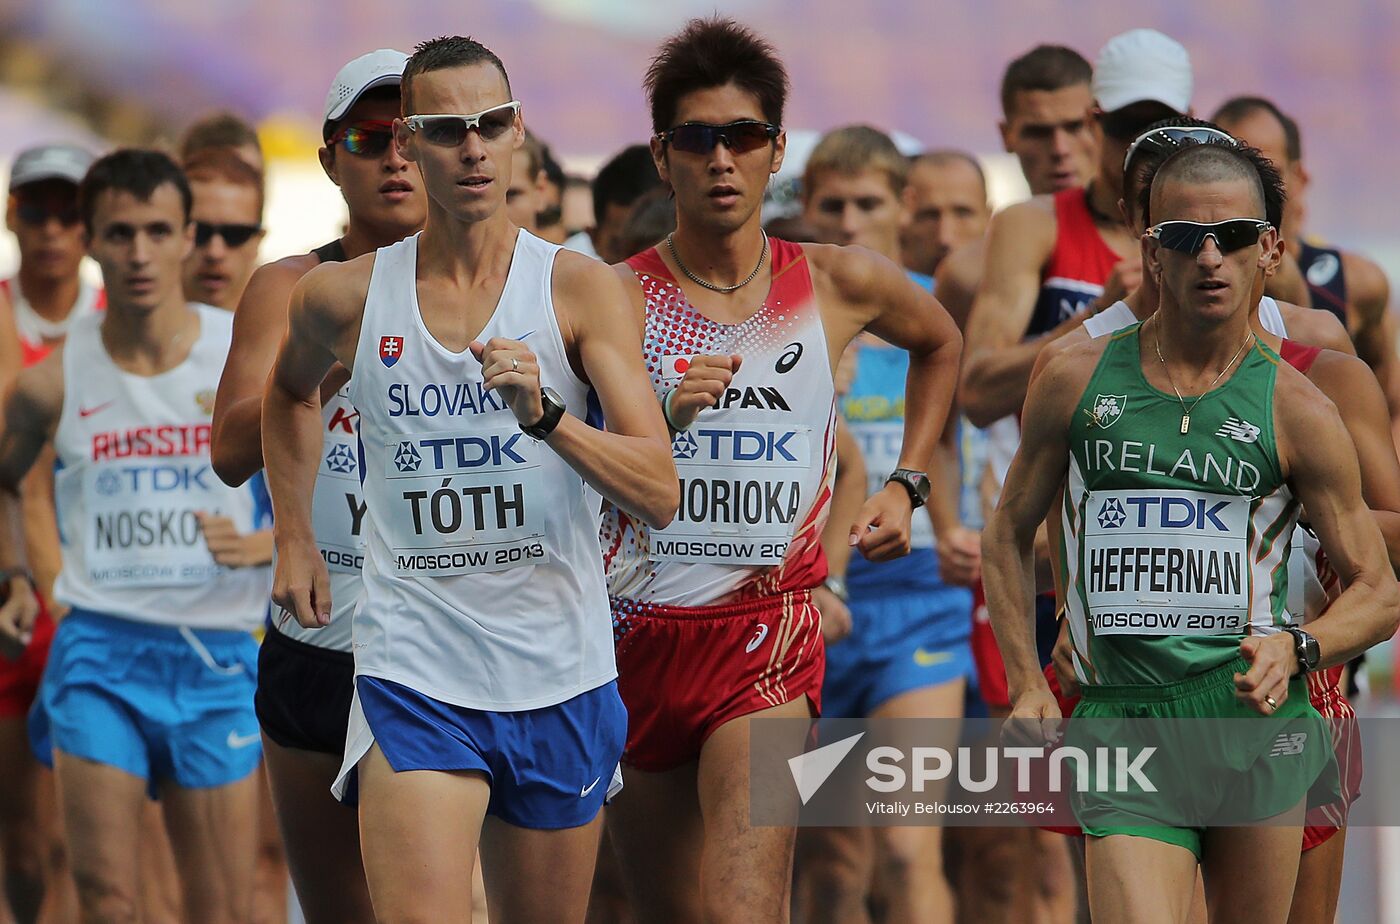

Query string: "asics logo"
[[746, 623, 770, 653], [227, 730, 260, 749], [1215, 417, 1260, 444], [580, 777, 601, 797]]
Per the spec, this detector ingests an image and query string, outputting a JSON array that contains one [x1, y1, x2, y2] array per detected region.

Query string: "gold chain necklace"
[[666, 231, 768, 294], [1152, 320, 1255, 434]]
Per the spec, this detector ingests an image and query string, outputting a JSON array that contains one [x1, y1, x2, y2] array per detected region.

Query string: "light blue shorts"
[[30, 609, 261, 798]]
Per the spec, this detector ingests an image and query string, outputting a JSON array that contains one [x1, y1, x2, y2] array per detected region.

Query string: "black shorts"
[[255, 624, 355, 755]]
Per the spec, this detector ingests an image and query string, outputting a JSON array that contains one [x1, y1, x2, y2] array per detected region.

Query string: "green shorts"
[[1067, 656, 1337, 859]]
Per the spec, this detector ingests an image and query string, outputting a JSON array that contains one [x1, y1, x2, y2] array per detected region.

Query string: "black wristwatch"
[[886, 469, 930, 509], [521, 387, 566, 439], [1283, 626, 1321, 675]]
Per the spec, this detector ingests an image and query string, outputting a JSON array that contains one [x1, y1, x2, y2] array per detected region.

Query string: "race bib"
[[653, 424, 810, 566], [379, 424, 549, 577], [314, 434, 366, 575], [1082, 488, 1249, 636], [82, 459, 227, 588]]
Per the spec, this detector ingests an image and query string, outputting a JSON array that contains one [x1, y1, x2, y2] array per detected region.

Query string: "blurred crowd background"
[[2, 0, 1397, 284]]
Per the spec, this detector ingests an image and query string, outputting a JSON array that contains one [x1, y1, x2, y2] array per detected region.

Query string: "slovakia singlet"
[[283, 239, 363, 651], [348, 230, 613, 711], [601, 238, 837, 608], [51, 306, 268, 630], [1, 277, 105, 367], [1061, 324, 1298, 686]]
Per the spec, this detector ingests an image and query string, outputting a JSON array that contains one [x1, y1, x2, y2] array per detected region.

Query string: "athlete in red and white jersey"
[[601, 237, 835, 606], [602, 19, 962, 923]]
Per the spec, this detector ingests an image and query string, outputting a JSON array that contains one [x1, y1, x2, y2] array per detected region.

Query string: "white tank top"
[[601, 240, 837, 608], [4, 277, 103, 349], [1083, 297, 1287, 339], [347, 231, 613, 711], [276, 386, 362, 650], [52, 306, 270, 630]]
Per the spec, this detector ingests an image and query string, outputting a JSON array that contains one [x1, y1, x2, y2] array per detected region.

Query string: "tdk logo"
[[1110, 496, 1232, 531], [694, 428, 799, 462], [672, 431, 699, 460], [325, 444, 357, 474], [394, 434, 527, 473], [1097, 498, 1126, 529]]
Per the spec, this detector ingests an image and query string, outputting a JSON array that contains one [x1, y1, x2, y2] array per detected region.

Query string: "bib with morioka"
[[1060, 323, 1298, 686]]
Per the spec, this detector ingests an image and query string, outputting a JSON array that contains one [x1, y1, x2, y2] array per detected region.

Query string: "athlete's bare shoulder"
[[802, 241, 888, 297], [1033, 324, 1093, 383], [1341, 250, 1390, 323], [293, 252, 376, 327], [932, 238, 985, 329], [550, 248, 634, 342], [1276, 300, 1355, 356], [1305, 348, 1379, 396], [7, 345, 65, 434]]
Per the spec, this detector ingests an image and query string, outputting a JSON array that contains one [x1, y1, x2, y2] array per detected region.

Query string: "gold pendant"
[[1180, 414, 1190, 434]]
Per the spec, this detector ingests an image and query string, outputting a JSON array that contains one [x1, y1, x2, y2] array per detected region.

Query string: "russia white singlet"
[[346, 231, 613, 711], [601, 239, 837, 608], [51, 306, 270, 630], [277, 386, 362, 651]]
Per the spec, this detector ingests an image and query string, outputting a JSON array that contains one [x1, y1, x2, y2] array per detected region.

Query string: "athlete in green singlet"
[[983, 142, 1397, 924]]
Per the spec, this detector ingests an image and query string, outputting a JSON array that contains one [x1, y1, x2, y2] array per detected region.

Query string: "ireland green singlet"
[[1061, 323, 1299, 686]]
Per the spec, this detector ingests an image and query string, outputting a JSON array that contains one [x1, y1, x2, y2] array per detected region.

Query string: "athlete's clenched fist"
[[472, 337, 542, 427], [664, 353, 743, 430]]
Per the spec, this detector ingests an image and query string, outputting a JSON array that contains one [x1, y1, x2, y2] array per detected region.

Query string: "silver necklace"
[[665, 231, 768, 294], [1152, 320, 1254, 434]]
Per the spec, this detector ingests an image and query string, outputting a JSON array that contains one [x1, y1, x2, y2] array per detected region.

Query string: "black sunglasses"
[[194, 221, 261, 248], [16, 202, 80, 228], [657, 120, 779, 155], [1149, 219, 1272, 255]]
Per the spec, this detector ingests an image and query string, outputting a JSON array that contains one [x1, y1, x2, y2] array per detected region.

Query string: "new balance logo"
[[1268, 732, 1307, 757], [1216, 417, 1260, 444]]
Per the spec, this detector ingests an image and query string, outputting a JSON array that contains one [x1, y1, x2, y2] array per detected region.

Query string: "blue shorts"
[[357, 676, 626, 830], [29, 609, 260, 798], [822, 587, 973, 718]]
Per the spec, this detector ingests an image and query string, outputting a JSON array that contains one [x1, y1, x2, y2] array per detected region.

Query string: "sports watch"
[[1283, 626, 1320, 675], [521, 387, 566, 440], [886, 469, 931, 509]]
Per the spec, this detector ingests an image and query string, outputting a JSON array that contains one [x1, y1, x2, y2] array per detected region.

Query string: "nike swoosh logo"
[[226, 730, 261, 749], [79, 401, 115, 418], [580, 776, 601, 797], [913, 648, 953, 667]]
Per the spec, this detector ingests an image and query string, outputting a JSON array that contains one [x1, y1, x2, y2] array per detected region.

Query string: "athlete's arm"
[[528, 253, 677, 528], [958, 200, 1058, 427], [1344, 253, 1398, 414], [1275, 301, 1355, 356], [1272, 372, 1399, 671], [263, 260, 367, 628], [930, 238, 985, 331], [212, 257, 317, 486], [816, 419, 865, 643], [983, 346, 1093, 742], [1307, 351, 1400, 571], [0, 354, 63, 651], [810, 244, 963, 562]]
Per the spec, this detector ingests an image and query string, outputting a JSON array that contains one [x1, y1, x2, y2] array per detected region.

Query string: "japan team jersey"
[[51, 306, 269, 630], [348, 230, 614, 711], [602, 238, 837, 607]]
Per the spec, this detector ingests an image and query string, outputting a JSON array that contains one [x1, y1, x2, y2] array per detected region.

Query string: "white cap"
[[322, 49, 410, 136], [9, 144, 95, 190], [1092, 29, 1192, 114]]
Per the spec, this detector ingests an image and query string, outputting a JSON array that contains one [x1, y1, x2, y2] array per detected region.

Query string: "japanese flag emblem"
[[379, 335, 404, 368]]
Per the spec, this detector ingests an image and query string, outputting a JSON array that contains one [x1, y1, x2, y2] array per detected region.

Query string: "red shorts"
[[969, 584, 1010, 710], [0, 604, 54, 718], [1302, 668, 1361, 851], [612, 590, 825, 772]]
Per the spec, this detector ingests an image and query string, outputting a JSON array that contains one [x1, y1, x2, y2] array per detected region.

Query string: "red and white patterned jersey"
[[602, 238, 837, 608]]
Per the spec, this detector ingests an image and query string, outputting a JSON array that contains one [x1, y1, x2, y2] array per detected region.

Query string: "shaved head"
[[1149, 144, 1268, 225]]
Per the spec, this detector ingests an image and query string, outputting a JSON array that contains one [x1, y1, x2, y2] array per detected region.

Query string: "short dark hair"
[[592, 144, 662, 227], [645, 17, 788, 134], [1143, 143, 1282, 229], [804, 125, 908, 197], [184, 147, 266, 218], [402, 36, 512, 115], [1211, 96, 1302, 163], [617, 187, 677, 259], [1124, 117, 1265, 225], [79, 149, 192, 233], [179, 111, 261, 164], [1000, 45, 1092, 118], [911, 150, 988, 196]]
